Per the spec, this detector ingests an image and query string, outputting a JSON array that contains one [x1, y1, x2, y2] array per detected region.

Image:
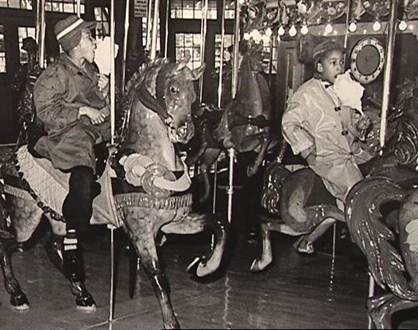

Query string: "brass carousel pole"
[[379, 0, 399, 150], [226, 0, 241, 224], [108, 0, 116, 325], [121, 0, 130, 88], [76, 0, 81, 17], [211, 0, 227, 215], [164, 0, 170, 58], [36, 0, 46, 68], [150, 0, 160, 60], [145, 0, 153, 54], [199, 0, 208, 101], [217, 0, 226, 108]]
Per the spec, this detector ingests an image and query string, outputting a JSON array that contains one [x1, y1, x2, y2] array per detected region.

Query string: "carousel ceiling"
[[240, 0, 418, 36]]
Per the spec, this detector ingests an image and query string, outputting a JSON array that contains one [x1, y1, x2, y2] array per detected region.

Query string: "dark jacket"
[[33, 54, 110, 172]]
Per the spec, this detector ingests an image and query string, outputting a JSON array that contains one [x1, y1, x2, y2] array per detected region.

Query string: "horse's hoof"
[[164, 319, 180, 329], [10, 292, 30, 311], [250, 257, 272, 273], [294, 237, 315, 255], [75, 294, 97, 313]]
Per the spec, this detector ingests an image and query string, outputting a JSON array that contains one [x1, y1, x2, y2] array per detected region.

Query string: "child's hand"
[[79, 106, 107, 125], [97, 74, 109, 96]]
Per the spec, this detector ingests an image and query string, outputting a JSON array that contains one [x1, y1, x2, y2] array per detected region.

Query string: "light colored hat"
[[312, 39, 344, 60], [54, 15, 95, 52]]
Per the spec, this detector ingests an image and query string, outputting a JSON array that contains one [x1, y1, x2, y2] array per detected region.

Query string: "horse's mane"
[[117, 58, 170, 145]]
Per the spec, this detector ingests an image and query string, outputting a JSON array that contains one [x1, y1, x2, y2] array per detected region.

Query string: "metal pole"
[[217, 0, 226, 108], [108, 0, 116, 325], [343, 0, 352, 49], [226, 0, 241, 225], [76, 0, 81, 17], [146, 0, 153, 53], [227, 148, 234, 223], [231, 0, 241, 99], [199, 0, 209, 102], [379, 0, 399, 150], [110, 0, 116, 145], [36, 0, 46, 68], [150, 0, 160, 60], [164, 0, 170, 58], [121, 0, 130, 88]]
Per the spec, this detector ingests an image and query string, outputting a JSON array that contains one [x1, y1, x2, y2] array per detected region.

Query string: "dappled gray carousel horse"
[[251, 84, 418, 328], [0, 57, 228, 329], [185, 50, 273, 203]]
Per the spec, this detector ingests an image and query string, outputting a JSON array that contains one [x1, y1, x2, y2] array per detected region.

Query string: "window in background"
[[170, 0, 216, 19], [0, 25, 6, 72], [0, 0, 32, 10], [18, 26, 36, 64], [94, 6, 110, 38], [141, 18, 160, 55], [45, 0, 85, 14], [214, 34, 234, 69], [261, 38, 277, 74], [175, 33, 201, 70]]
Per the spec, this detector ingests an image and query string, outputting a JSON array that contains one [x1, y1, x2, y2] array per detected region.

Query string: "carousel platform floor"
[[0, 225, 418, 330]]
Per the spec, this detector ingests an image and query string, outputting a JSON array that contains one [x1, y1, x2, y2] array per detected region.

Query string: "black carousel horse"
[[185, 45, 273, 205], [0, 57, 228, 329], [251, 79, 418, 329]]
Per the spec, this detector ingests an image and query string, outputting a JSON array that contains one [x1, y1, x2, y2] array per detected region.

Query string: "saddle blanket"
[[10, 145, 123, 228]]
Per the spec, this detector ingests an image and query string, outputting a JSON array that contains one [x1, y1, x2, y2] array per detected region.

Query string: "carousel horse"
[[250, 86, 418, 272], [0, 57, 228, 329], [186, 48, 273, 204], [250, 80, 418, 328]]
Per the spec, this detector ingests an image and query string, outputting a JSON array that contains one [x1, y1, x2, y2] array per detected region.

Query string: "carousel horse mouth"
[[168, 118, 195, 144]]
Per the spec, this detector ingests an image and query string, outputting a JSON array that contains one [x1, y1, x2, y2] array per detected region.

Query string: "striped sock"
[[63, 229, 78, 251]]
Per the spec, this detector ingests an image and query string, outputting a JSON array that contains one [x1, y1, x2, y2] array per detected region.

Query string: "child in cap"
[[33, 15, 110, 311], [282, 39, 373, 206]]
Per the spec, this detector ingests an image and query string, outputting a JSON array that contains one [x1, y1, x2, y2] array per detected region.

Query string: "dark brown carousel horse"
[[185, 47, 273, 204], [251, 80, 418, 328], [0, 57, 228, 329]]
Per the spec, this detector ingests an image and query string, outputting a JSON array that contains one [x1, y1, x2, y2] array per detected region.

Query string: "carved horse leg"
[[162, 213, 228, 277], [0, 195, 30, 310], [122, 208, 180, 330], [368, 293, 418, 329], [293, 217, 337, 254], [250, 215, 303, 272]]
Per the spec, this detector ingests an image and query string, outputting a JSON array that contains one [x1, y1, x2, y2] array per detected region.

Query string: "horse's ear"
[[191, 63, 206, 80], [176, 54, 192, 72]]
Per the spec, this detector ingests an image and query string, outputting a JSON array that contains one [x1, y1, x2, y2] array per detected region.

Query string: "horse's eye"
[[170, 86, 179, 94]]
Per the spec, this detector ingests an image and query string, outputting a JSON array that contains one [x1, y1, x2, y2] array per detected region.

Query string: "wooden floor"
[[0, 224, 418, 330], [1, 144, 418, 329]]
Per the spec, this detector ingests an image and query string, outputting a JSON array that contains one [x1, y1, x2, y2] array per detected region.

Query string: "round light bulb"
[[278, 25, 285, 36], [399, 20, 407, 31], [348, 21, 357, 32], [373, 20, 381, 31], [243, 32, 251, 40], [265, 27, 272, 37], [324, 23, 333, 34], [289, 25, 297, 37], [301, 24, 309, 35]]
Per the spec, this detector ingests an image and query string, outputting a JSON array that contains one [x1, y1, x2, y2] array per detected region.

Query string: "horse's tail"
[[346, 177, 418, 301]]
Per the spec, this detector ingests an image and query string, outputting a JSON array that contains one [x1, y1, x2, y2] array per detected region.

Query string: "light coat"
[[282, 78, 372, 202]]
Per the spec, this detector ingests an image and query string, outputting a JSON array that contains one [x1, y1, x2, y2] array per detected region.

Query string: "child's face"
[[317, 49, 344, 83]]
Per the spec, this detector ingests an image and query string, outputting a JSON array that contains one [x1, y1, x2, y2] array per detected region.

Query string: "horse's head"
[[125, 57, 205, 145], [222, 54, 271, 153], [159, 58, 205, 143]]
